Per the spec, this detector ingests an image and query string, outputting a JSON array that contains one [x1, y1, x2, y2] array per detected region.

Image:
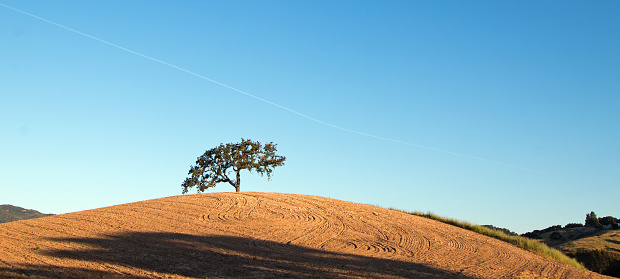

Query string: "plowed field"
[[0, 193, 610, 278]]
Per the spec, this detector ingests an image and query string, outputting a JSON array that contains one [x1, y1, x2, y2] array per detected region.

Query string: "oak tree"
[[182, 139, 286, 193]]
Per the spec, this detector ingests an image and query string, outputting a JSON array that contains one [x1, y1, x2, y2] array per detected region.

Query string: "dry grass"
[[392, 209, 586, 270], [559, 230, 620, 254]]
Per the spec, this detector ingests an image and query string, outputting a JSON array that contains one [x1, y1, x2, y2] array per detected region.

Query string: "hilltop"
[[0, 193, 611, 278], [0, 204, 54, 223]]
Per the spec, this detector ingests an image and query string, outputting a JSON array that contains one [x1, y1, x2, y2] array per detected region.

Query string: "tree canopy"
[[585, 211, 603, 229], [182, 139, 286, 193]]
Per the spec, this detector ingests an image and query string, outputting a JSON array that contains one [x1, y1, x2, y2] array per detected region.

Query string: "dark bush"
[[600, 216, 617, 226], [522, 230, 541, 239], [564, 223, 584, 229], [567, 249, 620, 277], [522, 225, 562, 239], [586, 211, 603, 229], [550, 231, 562, 240]]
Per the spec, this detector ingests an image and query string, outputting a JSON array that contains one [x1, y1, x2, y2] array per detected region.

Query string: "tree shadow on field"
[[1, 232, 477, 278]]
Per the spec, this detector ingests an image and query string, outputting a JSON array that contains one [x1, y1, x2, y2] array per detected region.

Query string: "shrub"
[[522, 225, 562, 239], [567, 249, 620, 277], [564, 223, 584, 229], [586, 211, 603, 229], [600, 216, 617, 226], [522, 230, 542, 239], [550, 231, 562, 240]]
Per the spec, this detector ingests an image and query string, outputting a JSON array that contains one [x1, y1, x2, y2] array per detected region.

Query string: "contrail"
[[0, 3, 543, 173]]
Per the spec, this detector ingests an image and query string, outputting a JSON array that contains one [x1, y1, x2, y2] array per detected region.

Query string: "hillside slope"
[[0, 193, 611, 278], [557, 229, 620, 277], [0, 204, 54, 223]]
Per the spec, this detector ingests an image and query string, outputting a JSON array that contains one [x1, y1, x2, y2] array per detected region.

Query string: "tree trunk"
[[235, 170, 241, 192]]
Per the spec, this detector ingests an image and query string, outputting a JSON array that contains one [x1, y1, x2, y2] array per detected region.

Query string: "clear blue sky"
[[1, 1, 618, 234]]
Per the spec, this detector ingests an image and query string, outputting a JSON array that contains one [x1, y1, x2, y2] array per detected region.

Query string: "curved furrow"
[[216, 200, 237, 221], [440, 236, 481, 268], [284, 212, 332, 246], [212, 195, 261, 222], [251, 194, 347, 249], [446, 237, 482, 255], [456, 238, 539, 278], [539, 262, 567, 278], [347, 239, 402, 257], [254, 205, 289, 222], [490, 245, 533, 279], [229, 195, 249, 220], [387, 224, 432, 258], [508, 261, 549, 279], [353, 216, 390, 241], [318, 214, 347, 247], [197, 194, 225, 214], [335, 221, 403, 258], [299, 197, 398, 251], [203, 194, 232, 221], [311, 206, 349, 247]]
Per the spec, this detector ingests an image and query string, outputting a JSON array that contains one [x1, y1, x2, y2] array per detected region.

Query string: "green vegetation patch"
[[566, 249, 620, 277]]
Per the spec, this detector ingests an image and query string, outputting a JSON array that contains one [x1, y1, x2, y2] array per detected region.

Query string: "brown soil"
[[0, 192, 611, 278]]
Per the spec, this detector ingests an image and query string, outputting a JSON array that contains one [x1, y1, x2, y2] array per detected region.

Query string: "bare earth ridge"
[[0, 192, 611, 278]]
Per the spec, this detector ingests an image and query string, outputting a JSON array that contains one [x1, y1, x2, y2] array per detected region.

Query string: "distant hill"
[[523, 222, 620, 277], [0, 204, 54, 223], [541, 227, 620, 278]]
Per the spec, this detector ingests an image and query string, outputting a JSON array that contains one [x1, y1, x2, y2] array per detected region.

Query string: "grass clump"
[[392, 209, 585, 270]]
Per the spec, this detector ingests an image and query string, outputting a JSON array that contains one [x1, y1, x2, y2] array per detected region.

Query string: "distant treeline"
[[522, 211, 619, 239]]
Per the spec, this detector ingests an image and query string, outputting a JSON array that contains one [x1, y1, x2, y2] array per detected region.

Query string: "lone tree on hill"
[[182, 139, 286, 193]]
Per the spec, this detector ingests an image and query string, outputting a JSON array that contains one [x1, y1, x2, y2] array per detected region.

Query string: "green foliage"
[[564, 223, 584, 229], [585, 211, 603, 229], [550, 231, 563, 240], [567, 249, 620, 277], [522, 225, 562, 239], [392, 209, 585, 270], [600, 216, 617, 226], [182, 139, 285, 193]]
